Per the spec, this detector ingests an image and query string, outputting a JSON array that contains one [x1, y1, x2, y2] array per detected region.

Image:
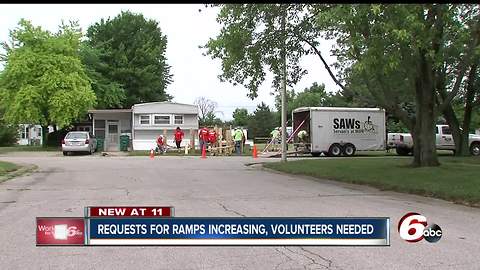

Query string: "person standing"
[[234, 127, 244, 155], [270, 127, 280, 152], [198, 126, 209, 151], [174, 127, 184, 151], [208, 129, 217, 147]]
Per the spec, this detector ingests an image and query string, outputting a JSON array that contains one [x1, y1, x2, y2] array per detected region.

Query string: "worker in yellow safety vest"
[[233, 127, 244, 155], [270, 127, 280, 151]]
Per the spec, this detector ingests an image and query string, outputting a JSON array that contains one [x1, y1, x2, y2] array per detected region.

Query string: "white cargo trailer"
[[292, 107, 386, 157]]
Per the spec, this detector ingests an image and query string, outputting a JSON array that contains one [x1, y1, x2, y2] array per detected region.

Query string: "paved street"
[[0, 154, 479, 269]]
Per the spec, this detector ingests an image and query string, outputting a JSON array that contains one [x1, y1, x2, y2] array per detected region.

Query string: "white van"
[[292, 107, 386, 157]]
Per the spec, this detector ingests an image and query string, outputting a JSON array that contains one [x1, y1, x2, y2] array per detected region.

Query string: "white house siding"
[[17, 124, 43, 145], [131, 102, 199, 151], [133, 129, 197, 150]]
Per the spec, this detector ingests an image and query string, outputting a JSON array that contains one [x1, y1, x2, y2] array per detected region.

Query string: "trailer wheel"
[[311, 152, 321, 157], [328, 143, 343, 157], [470, 142, 480, 156], [343, 143, 356, 157], [396, 146, 410, 156]]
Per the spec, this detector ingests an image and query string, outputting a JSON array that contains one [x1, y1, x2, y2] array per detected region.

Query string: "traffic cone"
[[253, 144, 258, 158], [201, 145, 207, 159], [150, 149, 155, 159]]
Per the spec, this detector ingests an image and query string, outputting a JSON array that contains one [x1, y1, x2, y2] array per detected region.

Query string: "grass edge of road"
[[263, 157, 480, 208], [0, 161, 37, 184], [0, 146, 60, 154]]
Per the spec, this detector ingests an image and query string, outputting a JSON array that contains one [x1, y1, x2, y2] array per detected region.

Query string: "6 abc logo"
[[398, 212, 442, 243]]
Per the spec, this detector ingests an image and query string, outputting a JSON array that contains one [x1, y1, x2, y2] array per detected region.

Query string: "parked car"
[[387, 124, 480, 156], [62, 131, 97, 156]]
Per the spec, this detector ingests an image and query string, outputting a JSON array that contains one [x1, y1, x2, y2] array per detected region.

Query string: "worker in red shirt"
[[174, 127, 184, 150], [156, 135, 165, 154], [208, 129, 217, 146], [198, 126, 209, 150]]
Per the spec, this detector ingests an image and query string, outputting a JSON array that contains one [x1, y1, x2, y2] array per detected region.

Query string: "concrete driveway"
[[0, 154, 479, 269]]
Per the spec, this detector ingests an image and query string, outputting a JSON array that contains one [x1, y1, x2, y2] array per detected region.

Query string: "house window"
[[174, 115, 184, 125], [37, 127, 42, 137], [21, 127, 27, 139], [94, 120, 106, 128], [154, 115, 171, 125], [140, 115, 151, 125]]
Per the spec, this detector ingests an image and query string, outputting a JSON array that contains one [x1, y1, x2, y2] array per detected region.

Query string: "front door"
[[107, 122, 119, 151]]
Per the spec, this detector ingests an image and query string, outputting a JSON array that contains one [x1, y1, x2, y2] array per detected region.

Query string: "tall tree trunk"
[[41, 125, 49, 148], [412, 52, 440, 167], [442, 105, 464, 155], [461, 64, 478, 155], [442, 64, 478, 156]]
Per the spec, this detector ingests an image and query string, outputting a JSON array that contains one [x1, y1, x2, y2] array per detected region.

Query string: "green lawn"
[[264, 156, 480, 206], [0, 161, 19, 177], [0, 145, 60, 154]]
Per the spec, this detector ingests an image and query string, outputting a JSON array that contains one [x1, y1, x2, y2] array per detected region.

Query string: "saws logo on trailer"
[[333, 115, 378, 135]]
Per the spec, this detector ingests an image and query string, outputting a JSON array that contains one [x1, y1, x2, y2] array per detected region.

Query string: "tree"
[[202, 4, 325, 99], [313, 4, 480, 166], [194, 97, 220, 126], [80, 43, 126, 109], [204, 4, 479, 165], [0, 110, 18, 146], [274, 82, 352, 125], [203, 4, 339, 161], [247, 102, 277, 138], [232, 108, 250, 126], [86, 11, 173, 108], [0, 20, 96, 146], [437, 6, 480, 156]]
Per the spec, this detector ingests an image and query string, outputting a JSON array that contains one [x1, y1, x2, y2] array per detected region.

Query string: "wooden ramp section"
[[258, 150, 309, 158]]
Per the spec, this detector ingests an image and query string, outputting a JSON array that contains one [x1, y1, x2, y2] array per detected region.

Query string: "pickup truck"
[[387, 124, 480, 156]]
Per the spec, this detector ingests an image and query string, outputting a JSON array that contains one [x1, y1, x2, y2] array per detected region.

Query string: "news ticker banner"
[[86, 217, 390, 246], [85, 206, 174, 218], [37, 206, 389, 246]]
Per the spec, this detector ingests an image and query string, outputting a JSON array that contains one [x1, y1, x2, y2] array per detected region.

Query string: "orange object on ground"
[[201, 145, 207, 159], [150, 149, 155, 159], [253, 144, 258, 158]]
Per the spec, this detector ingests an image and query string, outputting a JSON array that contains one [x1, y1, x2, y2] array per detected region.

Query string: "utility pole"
[[280, 5, 287, 162]]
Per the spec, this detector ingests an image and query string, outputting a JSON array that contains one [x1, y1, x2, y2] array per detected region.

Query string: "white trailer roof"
[[292, 107, 384, 113]]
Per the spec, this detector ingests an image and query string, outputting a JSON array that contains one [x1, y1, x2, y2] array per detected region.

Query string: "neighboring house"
[[17, 124, 43, 146], [88, 102, 199, 151], [476, 128, 480, 135]]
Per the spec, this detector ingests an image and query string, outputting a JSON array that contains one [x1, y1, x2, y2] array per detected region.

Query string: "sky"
[[0, 4, 340, 120]]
